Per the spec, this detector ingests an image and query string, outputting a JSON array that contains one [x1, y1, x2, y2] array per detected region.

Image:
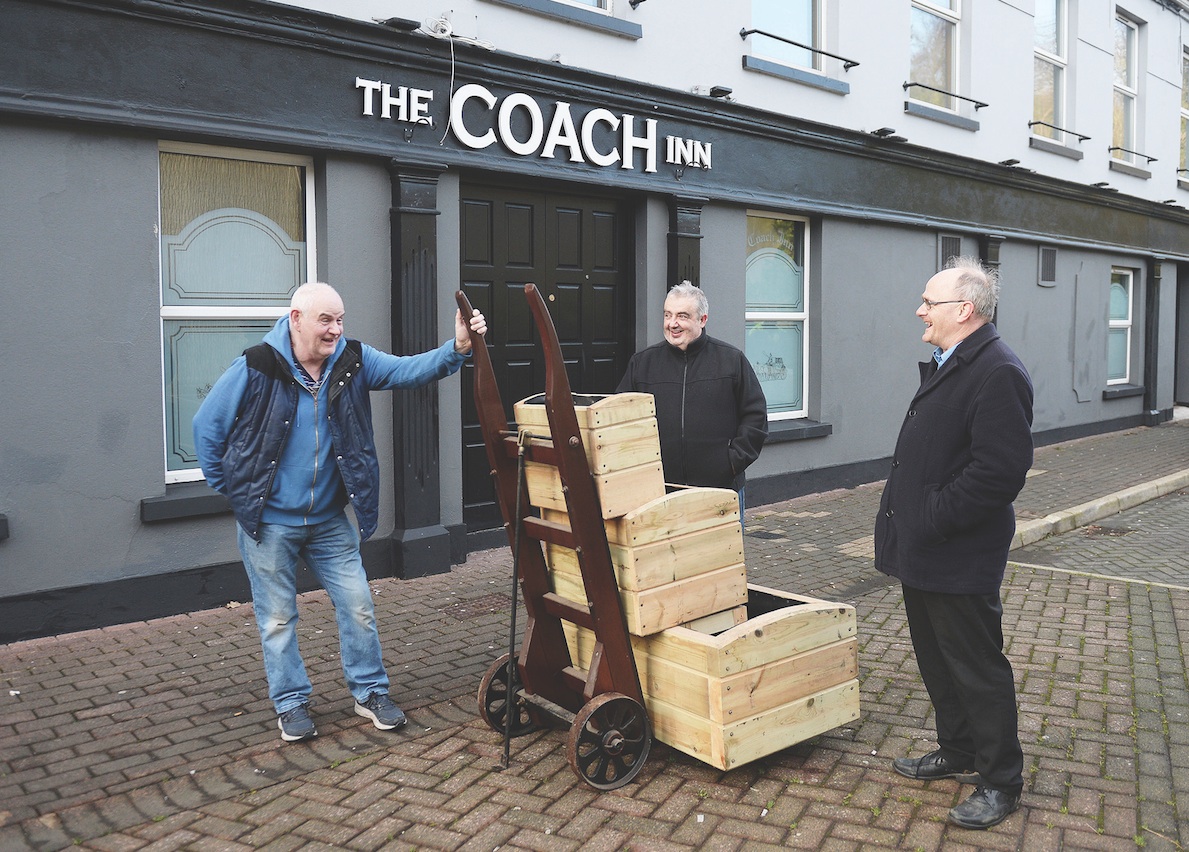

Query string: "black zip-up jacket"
[[617, 333, 768, 490]]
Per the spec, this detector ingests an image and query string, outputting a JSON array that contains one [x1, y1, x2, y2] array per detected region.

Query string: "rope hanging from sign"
[[417, 17, 496, 145]]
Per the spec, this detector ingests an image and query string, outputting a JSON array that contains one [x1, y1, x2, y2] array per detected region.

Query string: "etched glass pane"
[[1107, 328, 1129, 381], [160, 152, 305, 306], [1113, 91, 1133, 154], [746, 320, 804, 414], [163, 319, 274, 471], [746, 216, 805, 311], [1109, 278, 1130, 320]]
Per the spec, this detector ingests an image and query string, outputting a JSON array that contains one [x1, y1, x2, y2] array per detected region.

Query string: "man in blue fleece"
[[193, 282, 486, 742]]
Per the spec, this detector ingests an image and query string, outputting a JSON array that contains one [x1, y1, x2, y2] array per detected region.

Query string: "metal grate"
[[938, 234, 962, 270], [1039, 246, 1058, 286]]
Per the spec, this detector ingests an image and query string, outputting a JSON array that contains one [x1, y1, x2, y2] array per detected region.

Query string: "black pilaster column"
[[668, 195, 707, 289], [1143, 255, 1167, 426], [387, 160, 450, 578]]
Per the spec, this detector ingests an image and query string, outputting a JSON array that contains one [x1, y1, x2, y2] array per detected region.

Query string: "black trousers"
[[901, 584, 1024, 794]]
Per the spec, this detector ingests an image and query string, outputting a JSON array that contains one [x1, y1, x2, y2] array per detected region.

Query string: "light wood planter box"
[[544, 488, 748, 636], [564, 585, 860, 771], [514, 393, 666, 519]]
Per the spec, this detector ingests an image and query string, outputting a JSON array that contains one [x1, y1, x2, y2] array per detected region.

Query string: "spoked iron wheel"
[[567, 693, 652, 790], [477, 653, 537, 737]]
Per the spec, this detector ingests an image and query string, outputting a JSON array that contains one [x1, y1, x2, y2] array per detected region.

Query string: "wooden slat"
[[541, 592, 594, 631], [521, 516, 575, 549]]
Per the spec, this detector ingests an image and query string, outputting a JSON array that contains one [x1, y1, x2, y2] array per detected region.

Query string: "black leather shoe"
[[948, 785, 1021, 829], [892, 750, 980, 783]]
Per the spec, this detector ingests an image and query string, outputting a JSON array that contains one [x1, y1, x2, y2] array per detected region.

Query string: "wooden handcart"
[[457, 283, 653, 791]]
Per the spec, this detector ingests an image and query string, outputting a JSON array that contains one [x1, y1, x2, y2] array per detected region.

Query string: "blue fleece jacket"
[[193, 316, 465, 535]]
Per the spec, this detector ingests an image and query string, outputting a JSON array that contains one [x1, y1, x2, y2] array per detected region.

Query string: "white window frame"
[[1180, 48, 1189, 178], [1112, 12, 1139, 164], [909, 0, 961, 112], [1107, 267, 1133, 386], [745, 211, 810, 422], [553, 0, 611, 13], [158, 141, 317, 483], [1033, 0, 1068, 143]]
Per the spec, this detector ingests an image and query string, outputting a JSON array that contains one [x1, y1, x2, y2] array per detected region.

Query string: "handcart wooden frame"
[[458, 283, 653, 791]]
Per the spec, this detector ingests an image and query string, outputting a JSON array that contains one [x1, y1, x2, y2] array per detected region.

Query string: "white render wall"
[[275, 0, 1189, 206]]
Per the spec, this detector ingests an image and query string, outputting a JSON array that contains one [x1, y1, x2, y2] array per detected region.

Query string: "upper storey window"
[[751, 0, 819, 70], [1033, 0, 1068, 142], [909, 0, 959, 111], [1112, 13, 1140, 164]]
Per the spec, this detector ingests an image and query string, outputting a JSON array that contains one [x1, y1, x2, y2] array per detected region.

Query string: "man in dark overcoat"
[[875, 257, 1034, 830]]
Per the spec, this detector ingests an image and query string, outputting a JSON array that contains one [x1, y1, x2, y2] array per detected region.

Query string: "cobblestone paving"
[[1, 421, 1187, 850]]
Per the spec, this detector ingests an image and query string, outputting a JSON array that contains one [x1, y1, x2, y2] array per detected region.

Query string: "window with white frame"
[[1108, 268, 1133, 384], [1033, 0, 1067, 142], [159, 142, 315, 482], [1180, 49, 1188, 176], [556, 0, 609, 10], [909, 0, 959, 111], [1112, 13, 1139, 163], [745, 213, 809, 420], [751, 0, 819, 70]]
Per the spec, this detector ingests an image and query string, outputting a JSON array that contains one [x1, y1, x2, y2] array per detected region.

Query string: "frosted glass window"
[[746, 214, 808, 418], [1107, 269, 1132, 385], [159, 143, 314, 481]]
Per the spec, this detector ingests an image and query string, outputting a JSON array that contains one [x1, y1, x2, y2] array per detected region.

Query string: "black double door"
[[459, 184, 634, 530]]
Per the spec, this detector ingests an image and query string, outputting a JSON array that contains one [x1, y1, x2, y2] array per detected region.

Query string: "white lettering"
[[497, 93, 544, 156], [380, 84, 408, 121], [621, 115, 657, 173], [582, 109, 620, 167], [692, 140, 711, 169], [541, 102, 583, 162], [450, 83, 498, 149], [356, 77, 383, 116], [409, 88, 433, 125]]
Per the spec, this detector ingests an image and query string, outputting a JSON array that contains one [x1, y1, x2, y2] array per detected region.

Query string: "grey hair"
[[944, 257, 999, 320], [667, 281, 709, 318], [290, 282, 340, 314]]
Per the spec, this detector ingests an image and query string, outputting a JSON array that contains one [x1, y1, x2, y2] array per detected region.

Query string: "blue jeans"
[[237, 512, 389, 714]]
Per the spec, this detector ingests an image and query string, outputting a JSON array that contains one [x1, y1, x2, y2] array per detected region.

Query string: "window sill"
[[1102, 384, 1144, 400], [1109, 159, 1151, 180], [479, 0, 642, 39], [765, 418, 833, 444], [1029, 136, 1084, 161], [741, 56, 849, 95], [140, 482, 230, 523], [904, 101, 980, 132]]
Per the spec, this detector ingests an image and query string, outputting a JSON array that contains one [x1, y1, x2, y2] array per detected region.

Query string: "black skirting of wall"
[[0, 531, 468, 644]]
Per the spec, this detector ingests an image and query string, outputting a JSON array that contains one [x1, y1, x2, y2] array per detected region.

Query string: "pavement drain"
[[442, 592, 512, 620]]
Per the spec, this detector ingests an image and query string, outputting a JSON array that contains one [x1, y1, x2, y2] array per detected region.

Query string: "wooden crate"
[[564, 584, 860, 771], [514, 393, 666, 519], [544, 488, 748, 635]]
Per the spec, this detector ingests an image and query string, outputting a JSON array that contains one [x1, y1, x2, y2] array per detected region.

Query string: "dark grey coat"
[[874, 323, 1034, 594]]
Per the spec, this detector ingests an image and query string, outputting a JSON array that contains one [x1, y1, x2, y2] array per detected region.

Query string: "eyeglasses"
[[920, 298, 968, 310]]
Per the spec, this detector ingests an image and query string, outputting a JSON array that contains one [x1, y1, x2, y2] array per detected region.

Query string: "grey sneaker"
[[277, 703, 317, 742], [354, 692, 407, 730]]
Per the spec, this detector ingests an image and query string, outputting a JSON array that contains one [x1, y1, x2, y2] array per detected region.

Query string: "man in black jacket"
[[875, 257, 1034, 830], [616, 282, 768, 503]]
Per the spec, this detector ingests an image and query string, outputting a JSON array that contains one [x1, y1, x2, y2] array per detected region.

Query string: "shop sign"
[[355, 78, 711, 174]]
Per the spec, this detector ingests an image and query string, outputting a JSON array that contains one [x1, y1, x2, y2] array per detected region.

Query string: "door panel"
[[460, 184, 633, 530]]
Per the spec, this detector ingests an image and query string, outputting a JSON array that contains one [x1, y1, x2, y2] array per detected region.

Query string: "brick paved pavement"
[[0, 419, 1187, 850]]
